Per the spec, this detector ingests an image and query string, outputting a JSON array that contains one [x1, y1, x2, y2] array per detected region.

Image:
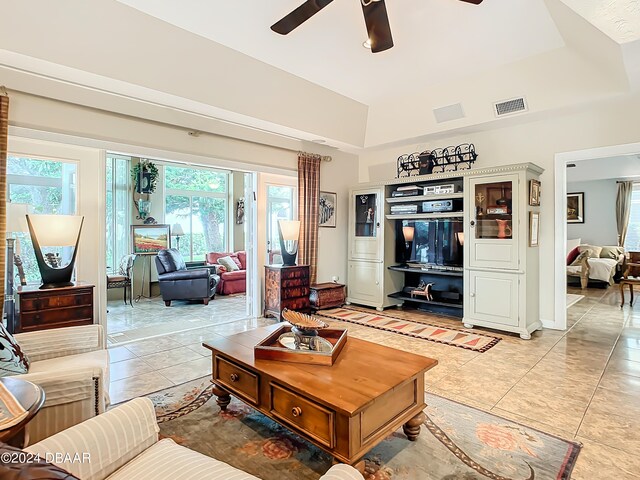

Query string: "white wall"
[[7, 92, 359, 322], [566, 180, 618, 246], [359, 93, 640, 328]]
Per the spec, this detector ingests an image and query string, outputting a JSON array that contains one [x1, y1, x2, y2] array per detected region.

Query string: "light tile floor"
[[106, 293, 247, 345], [108, 286, 640, 478]]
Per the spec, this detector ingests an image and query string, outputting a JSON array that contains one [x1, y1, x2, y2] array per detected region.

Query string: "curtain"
[[616, 181, 633, 247], [298, 153, 321, 284], [0, 93, 8, 321]]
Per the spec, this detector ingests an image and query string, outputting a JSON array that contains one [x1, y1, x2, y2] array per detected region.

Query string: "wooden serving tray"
[[254, 325, 348, 366]]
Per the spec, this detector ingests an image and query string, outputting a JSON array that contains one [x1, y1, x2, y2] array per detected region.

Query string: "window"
[[164, 165, 229, 261], [266, 185, 295, 264], [625, 184, 640, 251], [106, 154, 131, 272], [7, 156, 77, 284]]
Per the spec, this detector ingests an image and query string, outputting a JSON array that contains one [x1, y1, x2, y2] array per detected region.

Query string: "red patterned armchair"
[[206, 251, 246, 295]]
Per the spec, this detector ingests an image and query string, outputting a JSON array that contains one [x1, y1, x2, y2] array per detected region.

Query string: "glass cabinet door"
[[474, 180, 513, 240], [354, 193, 378, 237]]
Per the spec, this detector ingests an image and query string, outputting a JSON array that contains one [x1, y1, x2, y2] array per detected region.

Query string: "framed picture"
[[529, 180, 541, 206], [131, 224, 171, 255], [529, 212, 540, 247], [567, 192, 584, 224], [319, 191, 337, 228]]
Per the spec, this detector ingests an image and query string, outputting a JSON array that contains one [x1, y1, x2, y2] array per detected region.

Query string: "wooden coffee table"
[[203, 324, 437, 470]]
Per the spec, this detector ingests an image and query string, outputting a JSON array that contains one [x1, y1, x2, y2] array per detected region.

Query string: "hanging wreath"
[[131, 159, 159, 194]]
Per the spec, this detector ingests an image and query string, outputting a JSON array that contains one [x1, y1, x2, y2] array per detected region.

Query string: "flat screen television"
[[395, 219, 463, 266]]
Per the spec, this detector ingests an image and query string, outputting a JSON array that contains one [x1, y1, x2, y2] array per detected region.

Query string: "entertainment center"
[[347, 163, 543, 339]]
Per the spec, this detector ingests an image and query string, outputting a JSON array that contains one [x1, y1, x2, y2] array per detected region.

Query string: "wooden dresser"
[[16, 283, 95, 333], [264, 265, 310, 320]]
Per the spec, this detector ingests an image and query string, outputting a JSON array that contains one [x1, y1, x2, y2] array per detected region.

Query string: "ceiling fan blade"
[[361, 0, 393, 53], [458, 0, 483, 4], [271, 0, 334, 35]]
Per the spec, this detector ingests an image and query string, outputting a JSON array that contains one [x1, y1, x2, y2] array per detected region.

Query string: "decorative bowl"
[[281, 309, 328, 331]]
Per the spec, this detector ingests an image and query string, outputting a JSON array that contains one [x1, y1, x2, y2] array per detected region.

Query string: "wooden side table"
[[16, 282, 95, 333], [310, 282, 346, 310], [0, 378, 45, 447]]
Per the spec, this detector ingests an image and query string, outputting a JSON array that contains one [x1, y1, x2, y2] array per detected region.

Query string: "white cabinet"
[[465, 270, 519, 327], [347, 187, 402, 310], [463, 166, 542, 339], [349, 188, 384, 262], [346, 261, 383, 306]]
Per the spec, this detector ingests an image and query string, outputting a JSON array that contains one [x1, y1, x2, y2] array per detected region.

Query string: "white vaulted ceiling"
[[114, 0, 565, 104], [0, 0, 638, 151]]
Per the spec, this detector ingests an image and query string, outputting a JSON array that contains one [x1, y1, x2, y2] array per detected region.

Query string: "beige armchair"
[[11, 324, 110, 445], [26, 398, 363, 480]]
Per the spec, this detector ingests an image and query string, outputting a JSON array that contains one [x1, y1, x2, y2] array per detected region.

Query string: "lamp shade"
[[172, 223, 185, 236], [27, 215, 83, 246], [402, 226, 415, 242], [456, 232, 464, 246], [279, 220, 300, 242], [6, 203, 29, 234]]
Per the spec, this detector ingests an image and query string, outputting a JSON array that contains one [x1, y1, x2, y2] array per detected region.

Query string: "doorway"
[[554, 142, 640, 330]]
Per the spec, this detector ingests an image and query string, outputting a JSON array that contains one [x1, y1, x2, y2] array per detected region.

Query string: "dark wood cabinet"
[[264, 265, 310, 320], [16, 283, 95, 333]]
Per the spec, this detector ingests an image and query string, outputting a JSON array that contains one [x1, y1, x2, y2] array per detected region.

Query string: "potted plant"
[[132, 159, 159, 194]]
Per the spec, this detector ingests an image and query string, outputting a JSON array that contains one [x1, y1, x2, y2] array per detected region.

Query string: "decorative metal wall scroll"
[[396, 144, 478, 178]]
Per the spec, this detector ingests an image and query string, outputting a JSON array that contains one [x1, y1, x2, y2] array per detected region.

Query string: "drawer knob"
[[291, 406, 303, 417], [229, 373, 239, 383]]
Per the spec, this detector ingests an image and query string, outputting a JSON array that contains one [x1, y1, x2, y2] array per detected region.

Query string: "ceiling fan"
[[271, 0, 484, 53]]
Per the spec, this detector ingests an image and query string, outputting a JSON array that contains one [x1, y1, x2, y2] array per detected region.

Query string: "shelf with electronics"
[[347, 160, 543, 339]]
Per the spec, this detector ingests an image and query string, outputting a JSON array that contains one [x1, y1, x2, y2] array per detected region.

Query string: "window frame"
[[105, 153, 131, 273], [163, 163, 231, 261]]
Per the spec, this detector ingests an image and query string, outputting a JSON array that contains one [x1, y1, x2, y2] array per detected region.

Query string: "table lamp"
[[278, 220, 300, 267], [172, 223, 185, 250], [26, 214, 84, 289], [402, 225, 415, 265]]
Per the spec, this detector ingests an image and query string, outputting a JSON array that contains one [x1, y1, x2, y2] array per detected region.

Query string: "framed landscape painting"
[[131, 224, 171, 255], [319, 191, 337, 228], [567, 192, 584, 224]]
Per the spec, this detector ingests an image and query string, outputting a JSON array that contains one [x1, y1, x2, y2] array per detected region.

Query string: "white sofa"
[[12, 324, 110, 445], [26, 397, 364, 480]]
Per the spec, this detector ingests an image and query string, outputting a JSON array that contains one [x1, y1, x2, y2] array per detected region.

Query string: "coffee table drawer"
[[214, 356, 259, 405], [270, 383, 335, 448]]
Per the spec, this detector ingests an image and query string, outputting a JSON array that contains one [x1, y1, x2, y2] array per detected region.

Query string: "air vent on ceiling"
[[494, 97, 528, 117], [433, 103, 465, 124]]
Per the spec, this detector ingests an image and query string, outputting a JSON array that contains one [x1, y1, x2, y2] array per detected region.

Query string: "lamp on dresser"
[[278, 220, 300, 266], [26, 214, 84, 289]]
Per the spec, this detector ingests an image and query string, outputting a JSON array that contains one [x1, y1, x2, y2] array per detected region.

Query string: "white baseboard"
[[541, 317, 562, 330]]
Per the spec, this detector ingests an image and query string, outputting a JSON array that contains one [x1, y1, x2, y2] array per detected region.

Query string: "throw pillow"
[[0, 323, 29, 377], [600, 246, 624, 260], [567, 246, 580, 265], [218, 256, 240, 272], [567, 238, 581, 256], [571, 251, 590, 267], [578, 245, 603, 259]]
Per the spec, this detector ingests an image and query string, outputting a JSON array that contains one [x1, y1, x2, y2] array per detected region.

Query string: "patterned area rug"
[[316, 307, 500, 352], [149, 378, 581, 480]]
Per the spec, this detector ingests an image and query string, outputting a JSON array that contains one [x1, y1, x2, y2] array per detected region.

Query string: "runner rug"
[[150, 378, 581, 480], [316, 307, 500, 352]]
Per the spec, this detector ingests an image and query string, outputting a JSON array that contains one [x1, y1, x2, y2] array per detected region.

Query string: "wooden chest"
[[16, 283, 95, 333], [264, 265, 310, 320], [310, 282, 346, 310]]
